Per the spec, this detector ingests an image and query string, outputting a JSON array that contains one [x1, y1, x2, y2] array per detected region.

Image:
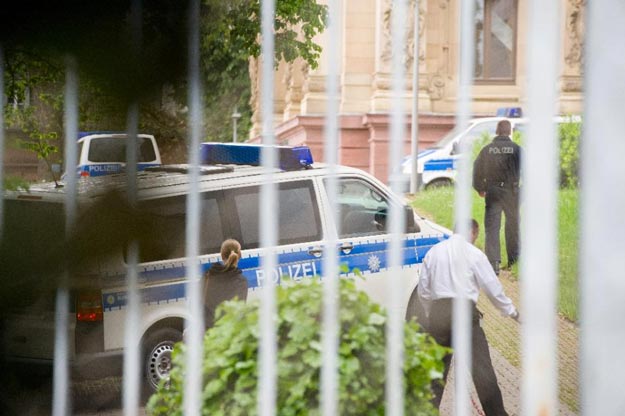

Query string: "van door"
[[224, 179, 325, 292], [320, 176, 421, 311]]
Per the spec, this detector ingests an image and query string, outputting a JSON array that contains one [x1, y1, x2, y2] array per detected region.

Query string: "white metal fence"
[[2, 0, 624, 415]]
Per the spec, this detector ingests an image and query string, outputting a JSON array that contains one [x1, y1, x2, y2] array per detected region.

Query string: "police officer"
[[473, 120, 521, 274]]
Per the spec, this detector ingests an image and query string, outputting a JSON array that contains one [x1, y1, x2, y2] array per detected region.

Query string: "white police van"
[[75, 131, 161, 177], [402, 107, 527, 189], [2, 143, 449, 393]]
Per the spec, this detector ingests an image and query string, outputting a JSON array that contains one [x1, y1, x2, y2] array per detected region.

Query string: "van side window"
[[230, 180, 322, 250], [137, 192, 224, 262], [327, 178, 391, 238]]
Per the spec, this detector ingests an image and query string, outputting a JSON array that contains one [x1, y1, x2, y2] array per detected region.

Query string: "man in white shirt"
[[417, 219, 519, 416]]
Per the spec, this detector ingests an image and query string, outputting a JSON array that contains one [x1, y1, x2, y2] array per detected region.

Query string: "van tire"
[[425, 178, 453, 189], [141, 327, 183, 400]]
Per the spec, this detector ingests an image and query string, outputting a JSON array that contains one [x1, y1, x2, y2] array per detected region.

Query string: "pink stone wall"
[[249, 113, 454, 184]]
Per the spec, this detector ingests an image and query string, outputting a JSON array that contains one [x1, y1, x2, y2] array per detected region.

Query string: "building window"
[[475, 0, 518, 82]]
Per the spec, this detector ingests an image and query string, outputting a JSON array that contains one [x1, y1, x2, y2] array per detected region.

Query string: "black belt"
[[487, 181, 518, 188]]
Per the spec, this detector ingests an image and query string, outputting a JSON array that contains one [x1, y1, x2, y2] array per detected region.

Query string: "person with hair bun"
[[203, 239, 248, 328]]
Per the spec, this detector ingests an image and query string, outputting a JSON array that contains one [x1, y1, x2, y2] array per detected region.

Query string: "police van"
[[75, 132, 161, 177], [2, 143, 449, 393]]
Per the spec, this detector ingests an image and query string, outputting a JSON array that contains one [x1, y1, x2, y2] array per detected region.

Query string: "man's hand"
[[478, 191, 486, 198]]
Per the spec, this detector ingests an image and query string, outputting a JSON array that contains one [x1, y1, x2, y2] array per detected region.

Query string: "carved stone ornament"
[[565, 0, 585, 69], [381, 0, 426, 71], [406, 0, 427, 70], [427, 72, 446, 100]]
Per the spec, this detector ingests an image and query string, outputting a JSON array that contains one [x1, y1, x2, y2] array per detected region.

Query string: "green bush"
[[147, 279, 447, 415]]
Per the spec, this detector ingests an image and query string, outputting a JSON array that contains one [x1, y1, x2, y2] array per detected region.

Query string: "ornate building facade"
[[248, 0, 584, 182]]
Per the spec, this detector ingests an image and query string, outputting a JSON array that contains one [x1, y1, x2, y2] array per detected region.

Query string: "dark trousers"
[[428, 299, 508, 416], [484, 186, 519, 269]]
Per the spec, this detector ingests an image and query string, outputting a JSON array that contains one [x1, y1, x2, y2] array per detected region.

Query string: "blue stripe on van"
[[102, 234, 448, 311], [423, 158, 456, 171]]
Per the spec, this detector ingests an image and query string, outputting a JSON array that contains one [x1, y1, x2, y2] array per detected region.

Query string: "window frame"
[[133, 190, 228, 264], [474, 0, 519, 85], [224, 179, 323, 250]]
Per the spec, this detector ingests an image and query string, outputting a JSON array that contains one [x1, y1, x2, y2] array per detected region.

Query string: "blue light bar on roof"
[[200, 143, 314, 170], [495, 107, 523, 118]]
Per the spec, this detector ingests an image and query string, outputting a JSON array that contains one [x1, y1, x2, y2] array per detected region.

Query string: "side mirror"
[[451, 141, 460, 155]]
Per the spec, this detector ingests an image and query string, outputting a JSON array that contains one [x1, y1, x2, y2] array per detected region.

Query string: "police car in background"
[[402, 108, 582, 189], [402, 107, 527, 189], [2, 143, 449, 394], [75, 131, 161, 177]]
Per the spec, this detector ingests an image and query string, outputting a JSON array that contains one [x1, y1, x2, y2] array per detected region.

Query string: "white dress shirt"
[[417, 234, 517, 317]]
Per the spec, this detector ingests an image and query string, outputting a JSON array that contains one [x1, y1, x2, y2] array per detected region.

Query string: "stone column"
[[559, 0, 584, 115]]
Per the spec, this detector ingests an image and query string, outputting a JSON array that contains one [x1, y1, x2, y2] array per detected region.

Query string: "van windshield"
[[88, 137, 156, 163]]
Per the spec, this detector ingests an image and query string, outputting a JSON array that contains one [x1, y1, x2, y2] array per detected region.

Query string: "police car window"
[[88, 137, 156, 163], [328, 178, 391, 238], [136, 193, 224, 262], [466, 121, 498, 140], [231, 181, 321, 250]]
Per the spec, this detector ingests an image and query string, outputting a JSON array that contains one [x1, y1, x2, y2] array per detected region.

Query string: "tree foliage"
[[2, 0, 327, 163], [147, 278, 447, 415]]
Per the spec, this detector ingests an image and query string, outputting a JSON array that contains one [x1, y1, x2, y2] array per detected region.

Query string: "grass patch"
[[411, 187, 579, 321]]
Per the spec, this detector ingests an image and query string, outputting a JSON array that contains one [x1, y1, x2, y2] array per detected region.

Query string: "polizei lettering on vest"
[[489, 147, 514, 154]]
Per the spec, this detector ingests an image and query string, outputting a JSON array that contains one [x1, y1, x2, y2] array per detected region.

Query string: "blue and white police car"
[[402, 108, 582, 189], [2, 143, 449, 393], [75, 132, 161, 177], [402, 107, 527, 189]]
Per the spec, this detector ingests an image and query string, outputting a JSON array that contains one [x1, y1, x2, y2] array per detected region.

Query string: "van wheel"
[[425, 178, 452, 189], [142, 327, 183, 397]]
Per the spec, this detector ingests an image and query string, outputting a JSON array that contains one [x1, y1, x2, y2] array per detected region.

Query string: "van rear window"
[[88, 137, 156, 163]]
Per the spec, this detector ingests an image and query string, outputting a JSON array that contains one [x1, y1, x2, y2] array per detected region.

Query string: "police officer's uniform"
[[473, 135, 521, 273], [417, 233, 518, 415]]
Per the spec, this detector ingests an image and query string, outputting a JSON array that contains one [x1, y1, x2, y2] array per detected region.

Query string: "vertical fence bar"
[[452, 0, 476, 414], [409, 1, 420, 195], [53, 55, 78, 416], [521, 0, 561, 415], [0, 46, 4, 234], [124, 103, 141, 416], [123, 2, 142, 413], [258, 0, 278, 415], [385, 1, 407, 415], [320, 1, 342, 415], [184, 0, 204, 415], [580, 2, 625, 415]]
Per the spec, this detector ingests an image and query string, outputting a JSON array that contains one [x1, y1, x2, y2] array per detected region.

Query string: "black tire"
[[141, 327, 183, 398], [425, 178, 453, 189]]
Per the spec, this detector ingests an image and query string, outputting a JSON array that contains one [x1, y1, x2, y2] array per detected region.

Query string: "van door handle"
[[340, 243, 354, 254], [308, 247, 323, 257]]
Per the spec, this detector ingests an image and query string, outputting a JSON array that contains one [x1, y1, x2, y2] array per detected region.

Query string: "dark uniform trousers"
[[428, 298, 509, 416], [484, 184, 519, 270]]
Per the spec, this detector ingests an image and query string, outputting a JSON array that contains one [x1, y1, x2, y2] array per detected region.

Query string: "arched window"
[[475, 0, 518, 83]]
